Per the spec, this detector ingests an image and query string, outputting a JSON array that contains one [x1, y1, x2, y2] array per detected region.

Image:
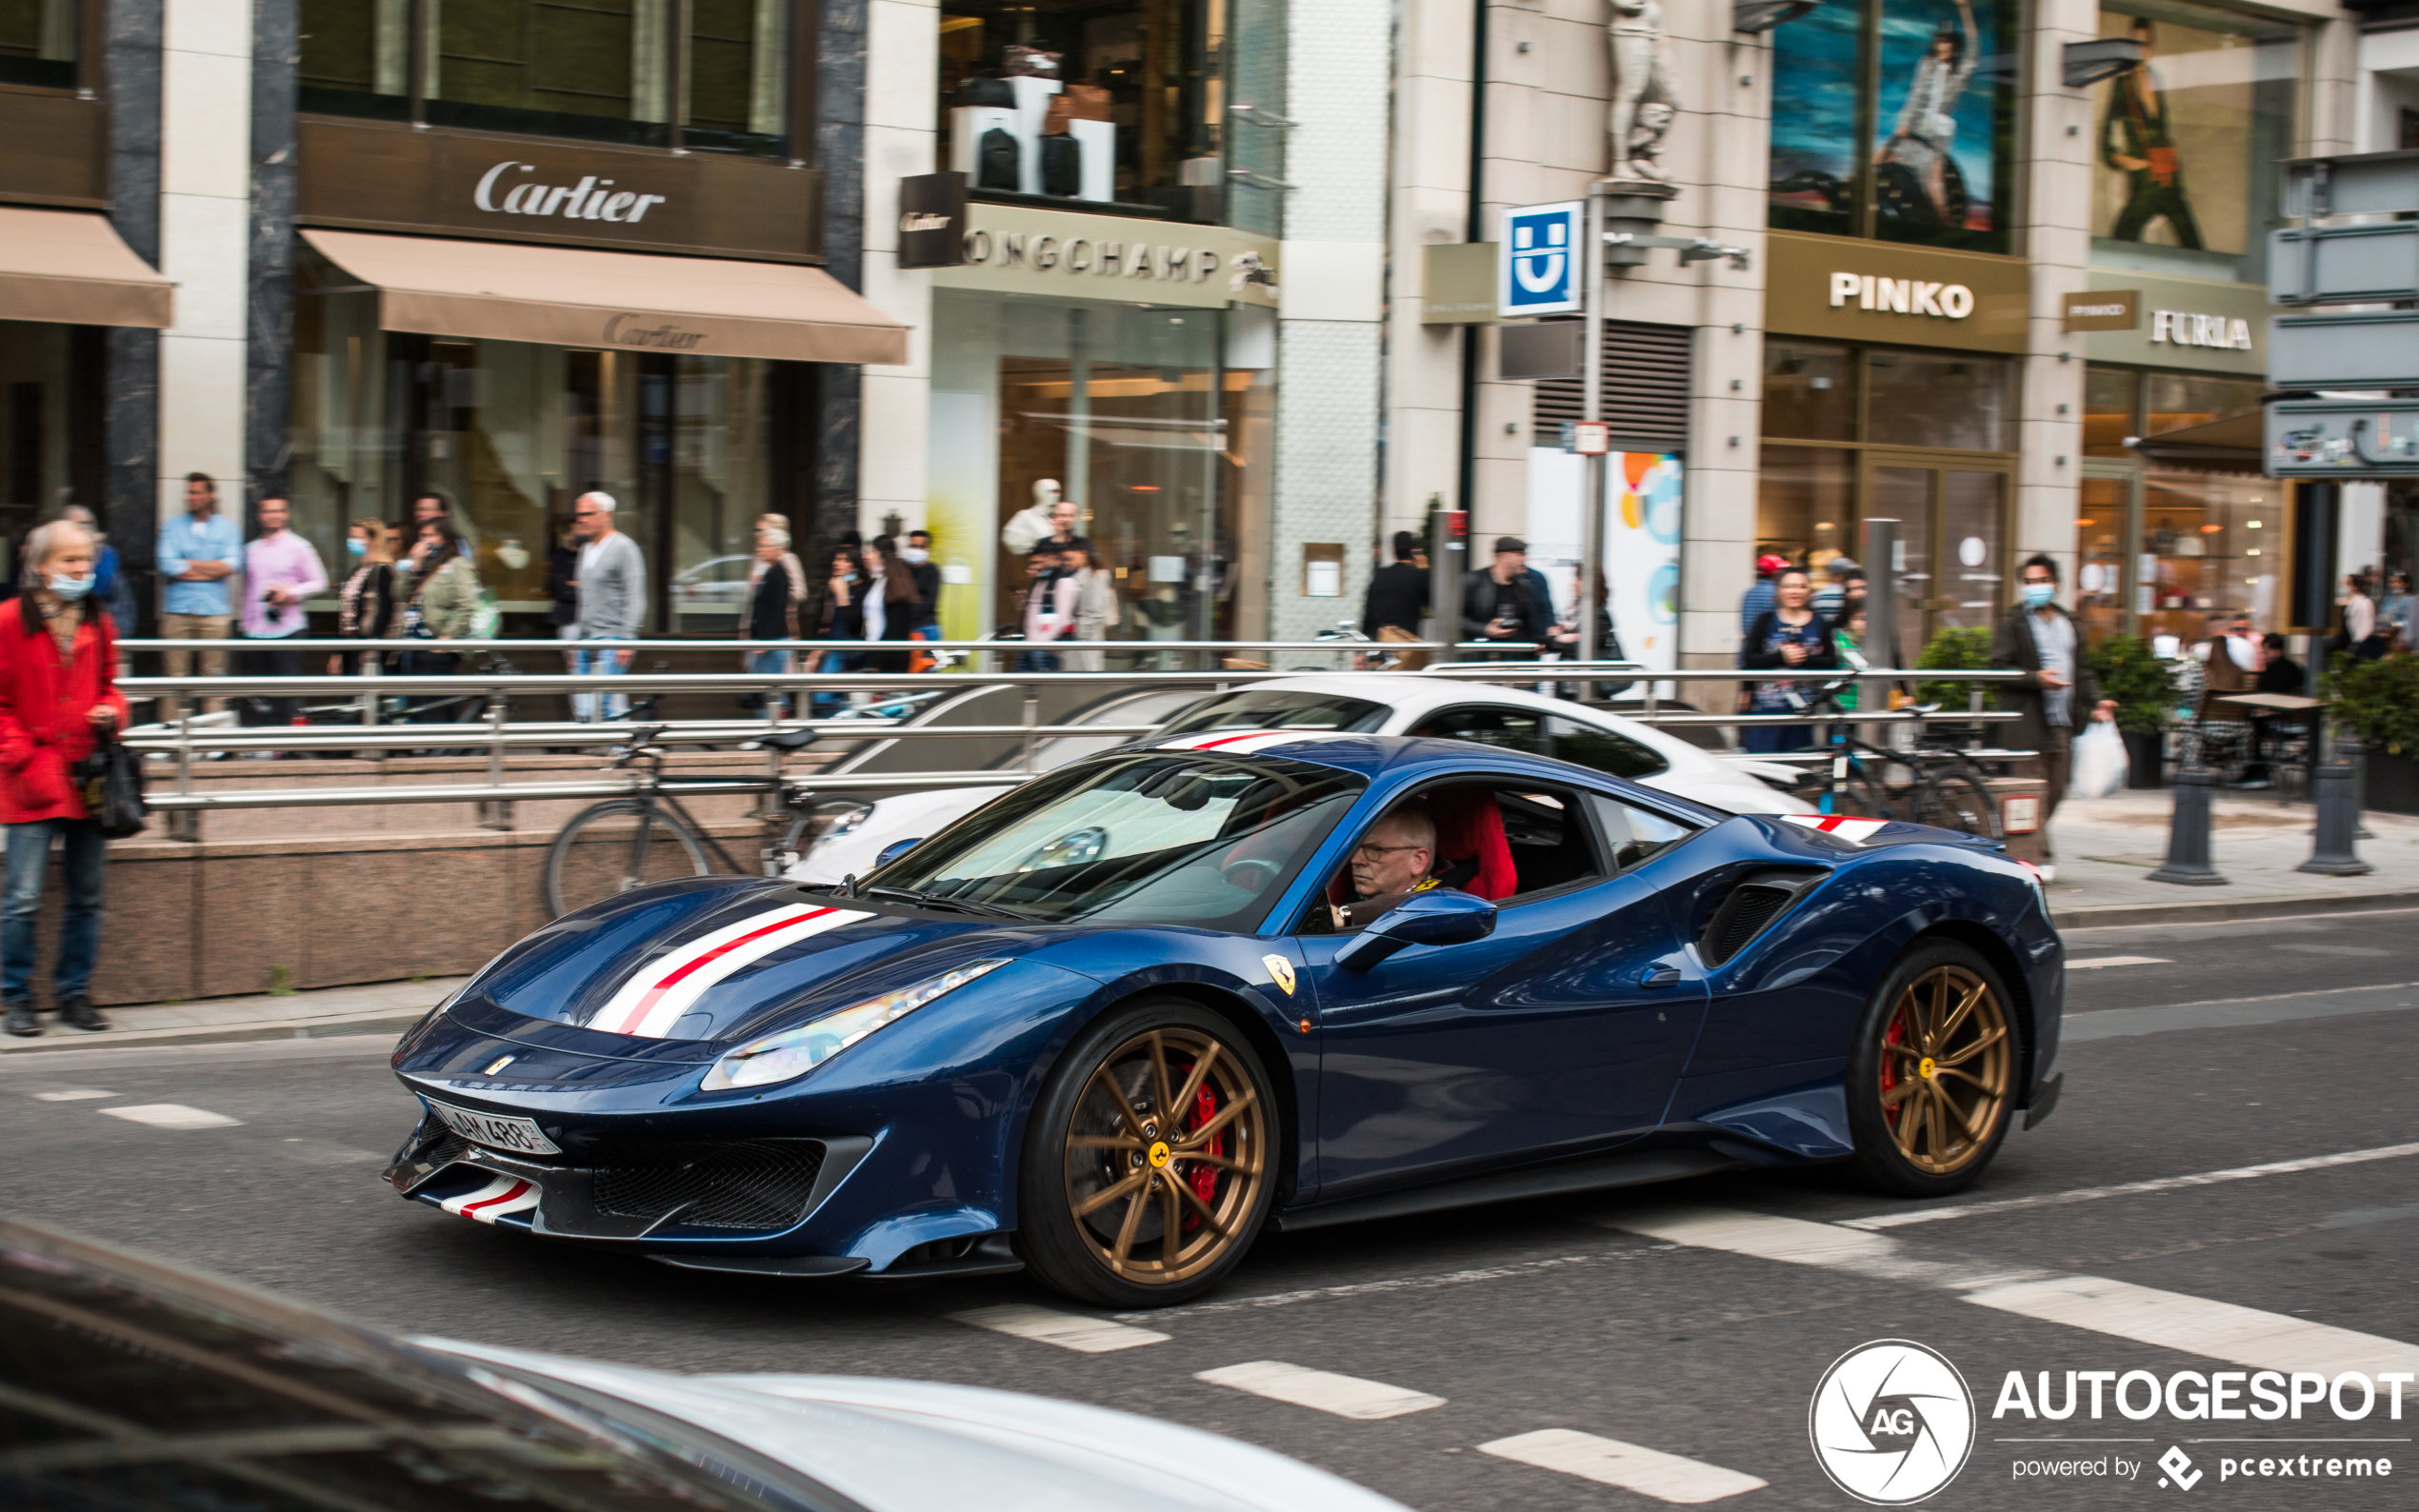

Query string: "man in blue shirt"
[[157, 471, 243, 720]]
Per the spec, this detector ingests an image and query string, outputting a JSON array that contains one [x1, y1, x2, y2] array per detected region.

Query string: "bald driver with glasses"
[[1329, 804, 1456, 930]]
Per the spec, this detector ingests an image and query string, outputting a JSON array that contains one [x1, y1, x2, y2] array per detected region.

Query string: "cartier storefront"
[[285, 2, 903, 631]]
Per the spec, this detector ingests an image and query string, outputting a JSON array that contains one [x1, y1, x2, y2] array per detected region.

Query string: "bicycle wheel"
[[1908, 768, 2001, 840], [545, 799, 714, 918]]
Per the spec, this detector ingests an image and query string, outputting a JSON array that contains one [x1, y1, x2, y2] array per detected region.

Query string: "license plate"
[[425, 1100, 561, 1157]]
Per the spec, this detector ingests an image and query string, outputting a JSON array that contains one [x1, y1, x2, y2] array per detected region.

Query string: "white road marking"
[[99, 1104, 240, 1130], [2065, 955, 2171, 969], [1840, 1141, 2419, 1230], [1193, 1361, 1445, 1420], [949, 1303, 1168, 1353], [1115, 1254, 1617, 1322], [1613, 1207, 2419, 1376], [31, 1088, 115, 1101], [1481, 1428, 1769, 1504]]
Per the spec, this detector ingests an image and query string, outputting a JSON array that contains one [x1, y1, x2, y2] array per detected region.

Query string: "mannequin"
[[1002, 478, 1069, 555]]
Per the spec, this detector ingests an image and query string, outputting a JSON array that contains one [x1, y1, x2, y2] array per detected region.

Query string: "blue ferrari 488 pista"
[[388, 729, 2064, 1306]]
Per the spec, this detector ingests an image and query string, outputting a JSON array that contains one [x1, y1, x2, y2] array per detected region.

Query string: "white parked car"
[[789, 673, 1805, 885]]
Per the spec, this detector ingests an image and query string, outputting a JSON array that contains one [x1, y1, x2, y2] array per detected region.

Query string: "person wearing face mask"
[[810, 547, 867, 717], [902, 529, 943, 642], [0, 520, 130, 1036], [333, 519, 398, 679], [56, 507, 136, 637], [1993, 554, 2116, 874]]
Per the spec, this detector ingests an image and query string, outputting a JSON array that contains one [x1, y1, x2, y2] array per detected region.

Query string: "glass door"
[[1858, 452, 2012, 662], [2077, 470, 2135, 645]]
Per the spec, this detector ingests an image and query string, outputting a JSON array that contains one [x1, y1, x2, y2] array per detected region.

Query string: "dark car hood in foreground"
[[446, 880, 1036, 1059]]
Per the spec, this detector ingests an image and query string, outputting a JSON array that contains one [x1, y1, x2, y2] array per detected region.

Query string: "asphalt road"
[[6, 905, 2418, 1510]]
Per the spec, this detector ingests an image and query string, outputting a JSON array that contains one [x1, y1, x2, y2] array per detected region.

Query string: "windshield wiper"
[[863, 885, 1041, 922]]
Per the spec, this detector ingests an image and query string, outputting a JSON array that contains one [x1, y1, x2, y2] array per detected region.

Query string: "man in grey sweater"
[[570, 491, 648, 722]]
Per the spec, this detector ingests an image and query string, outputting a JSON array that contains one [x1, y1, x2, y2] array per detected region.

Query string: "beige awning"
[[301, 229, 908, 366], [0, 208, 173, 328]]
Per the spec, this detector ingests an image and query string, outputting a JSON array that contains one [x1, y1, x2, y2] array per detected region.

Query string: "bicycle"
[[541, 721, 833, 917], [1796, 675, 2003, 840]]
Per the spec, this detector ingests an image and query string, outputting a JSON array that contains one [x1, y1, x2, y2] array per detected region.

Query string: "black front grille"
[[590, 1141, 827, 1231], [422, 1130, 473, 1169]]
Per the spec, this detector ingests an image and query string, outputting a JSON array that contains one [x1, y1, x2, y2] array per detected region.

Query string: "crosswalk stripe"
[[1481, 1428, 1769, 1504], [32, 1088, 115, 1101], [1840, 1140, 2419, 1230], [1194, 1361, 1446, 1420], [100, 1104, 240, 1130], [948, 1303, 1168, 1353], [2065, 955, 2171, 969], [1611, 1207, 2419, 1376]]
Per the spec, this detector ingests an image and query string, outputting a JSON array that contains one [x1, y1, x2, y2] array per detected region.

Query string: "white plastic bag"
[[2069, 720, 2129, 799]]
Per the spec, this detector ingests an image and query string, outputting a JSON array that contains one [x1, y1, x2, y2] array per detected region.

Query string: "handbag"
[[976, 127, 1021, 191], [74, 730, 148, 840], [959, 75, 1013, 107], [1041, 133, 1083, 197]]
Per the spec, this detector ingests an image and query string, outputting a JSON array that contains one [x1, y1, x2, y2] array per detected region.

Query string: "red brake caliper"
[[1880, 1014, 1905, 1128], [1183, 1083, 1221, 1229]]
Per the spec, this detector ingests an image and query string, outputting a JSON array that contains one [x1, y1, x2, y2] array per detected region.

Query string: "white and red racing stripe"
[[440, 1175, 541, 1224], [1779, 813, 1889, 846], [589, 903, 867, 1039], [1154, 729, 1357, 756]]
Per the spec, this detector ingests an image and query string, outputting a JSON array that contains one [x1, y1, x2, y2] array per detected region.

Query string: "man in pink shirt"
[[241, 496, 329, 734]]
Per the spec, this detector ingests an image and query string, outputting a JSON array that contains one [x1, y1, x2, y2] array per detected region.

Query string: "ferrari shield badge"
[[1261, 953, 1297, 996]]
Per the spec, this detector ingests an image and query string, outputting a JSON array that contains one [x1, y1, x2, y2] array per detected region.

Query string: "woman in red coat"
[[0, 520, 130, 1036]]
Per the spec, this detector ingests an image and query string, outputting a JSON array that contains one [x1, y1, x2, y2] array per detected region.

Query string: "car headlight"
[[699, 959, 1012, 1091]]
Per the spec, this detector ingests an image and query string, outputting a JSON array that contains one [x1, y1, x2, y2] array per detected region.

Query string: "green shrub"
[[2326, 652, 2419, 752], [2084, 634, 2179, 736], [1914, 627, 1994, 709]]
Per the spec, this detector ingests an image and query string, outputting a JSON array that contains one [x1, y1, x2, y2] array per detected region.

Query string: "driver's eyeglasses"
[[1351, 842, 1426, 861]]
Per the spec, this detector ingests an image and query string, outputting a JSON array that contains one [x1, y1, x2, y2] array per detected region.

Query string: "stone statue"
[[1608, 0, 1677, 186]]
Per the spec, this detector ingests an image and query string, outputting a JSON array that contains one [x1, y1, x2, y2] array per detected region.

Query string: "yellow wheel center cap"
[[1147, 1141, 1172, 1169], [1918, 1056, 1938, 1080]]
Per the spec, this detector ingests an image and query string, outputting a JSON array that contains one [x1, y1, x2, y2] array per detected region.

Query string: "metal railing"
[[103, 649, 2025, 820]]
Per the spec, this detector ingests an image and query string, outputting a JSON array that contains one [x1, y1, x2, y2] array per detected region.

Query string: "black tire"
[[1017, 999, 1277, 1308], [1846, 938, 2020, 1198], [545, 799, 713, 918], [1909, 767, 2001, 840]]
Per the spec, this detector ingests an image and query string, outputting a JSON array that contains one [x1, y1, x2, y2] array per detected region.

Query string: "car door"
[[1299, 780, 1711, 1201]]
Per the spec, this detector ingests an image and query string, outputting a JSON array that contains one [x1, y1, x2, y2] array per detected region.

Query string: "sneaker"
[[57, 995, 108, 1032], [4, 1001, 37, 1037]]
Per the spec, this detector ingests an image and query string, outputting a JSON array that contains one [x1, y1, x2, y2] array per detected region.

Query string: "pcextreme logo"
[[1809, 1340, 1976, 1505]]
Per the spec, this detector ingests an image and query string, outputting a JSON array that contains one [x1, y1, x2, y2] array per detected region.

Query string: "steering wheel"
[[1221, 856, 1281, 893]]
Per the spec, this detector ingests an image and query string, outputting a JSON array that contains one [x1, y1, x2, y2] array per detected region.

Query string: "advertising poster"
[[2090, 6, 2300, 269], [1769, 0, 2015, 251], [1525, 448, 1683, 678]]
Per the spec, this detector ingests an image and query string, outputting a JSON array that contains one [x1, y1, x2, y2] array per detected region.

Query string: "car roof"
[[1228, 673, 1717, 770], [1133, 729, 1730, 821]]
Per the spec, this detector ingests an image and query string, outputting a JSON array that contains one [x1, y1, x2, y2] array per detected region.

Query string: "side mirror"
[[1332, 889, 1498, 972], [874, 839, 923, 868]]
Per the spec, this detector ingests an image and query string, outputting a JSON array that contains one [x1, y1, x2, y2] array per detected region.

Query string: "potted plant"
[[2084, 634, 2178, 788], [1914, 627, 1994, 736], [2326, 653, 2419, 814]]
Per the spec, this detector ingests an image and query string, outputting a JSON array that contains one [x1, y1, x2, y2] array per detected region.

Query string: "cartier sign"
[[296, 117, 819, 263]]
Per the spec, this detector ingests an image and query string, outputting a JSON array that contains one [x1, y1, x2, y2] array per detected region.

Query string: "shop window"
[[2077, 476, 2129, 644], [2143, 372, 2262, 438], [1769, 0, 2019, 255], [2090, 3, 2301, 287], [0, 320, 99, 581], [1760, 341, 1856, 443], [938, 0, 1281, 227], [2083, 366, 2138, 458], [300, 0, 789, 157], [1755, 446, 1854, 572], [2139, 471, 2276, 641], [289, 277, 778, 631], [1864, 348, 2013, 451], [0, 0, 78, 90]]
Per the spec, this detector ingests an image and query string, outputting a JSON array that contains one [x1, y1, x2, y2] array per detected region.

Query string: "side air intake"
[[1696, 869, 1825, 967]]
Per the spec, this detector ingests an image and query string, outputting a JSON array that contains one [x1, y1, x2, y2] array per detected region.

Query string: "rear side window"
[[1158, 689, 1389, 735], [1408, 706, 1546, 754], [1410, 706, 1669, 782], [1546, 717, 1669, 780]]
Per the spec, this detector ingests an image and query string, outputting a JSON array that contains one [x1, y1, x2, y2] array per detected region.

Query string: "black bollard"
[[2148, 755, 2228, 885], [2299, 734, 2374, 876]]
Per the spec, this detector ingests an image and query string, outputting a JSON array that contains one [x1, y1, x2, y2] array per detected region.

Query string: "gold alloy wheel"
[[1062, 1026, 1268, 1287], [1877, 964, 2011, 1175]]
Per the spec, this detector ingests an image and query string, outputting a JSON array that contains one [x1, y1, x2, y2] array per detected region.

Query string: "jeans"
[[240, 636, 305, 726], [396, 647, 463, 723], [573, 639, 633, 722], [748, 647, 792, 717], [3, 819, 105, 1003], [810, 648, 853, 717], [1015, 647, 1062, 672]]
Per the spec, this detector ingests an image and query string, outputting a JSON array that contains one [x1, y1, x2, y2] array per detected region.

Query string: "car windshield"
[[0, 1223, 847, 1512], [1155, 689, 1389, 736], [872, 752, 1365, 929]]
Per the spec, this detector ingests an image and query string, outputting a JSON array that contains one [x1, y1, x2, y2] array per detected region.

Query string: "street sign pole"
[[1578, 188, 1608, 667]]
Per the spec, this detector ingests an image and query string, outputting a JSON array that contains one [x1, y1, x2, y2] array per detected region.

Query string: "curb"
[[2052, 889, 2419, 930], [0, 1006, 428, 1054]]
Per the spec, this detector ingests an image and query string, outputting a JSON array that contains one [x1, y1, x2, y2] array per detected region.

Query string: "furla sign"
[[297, 118, 820, 263]]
